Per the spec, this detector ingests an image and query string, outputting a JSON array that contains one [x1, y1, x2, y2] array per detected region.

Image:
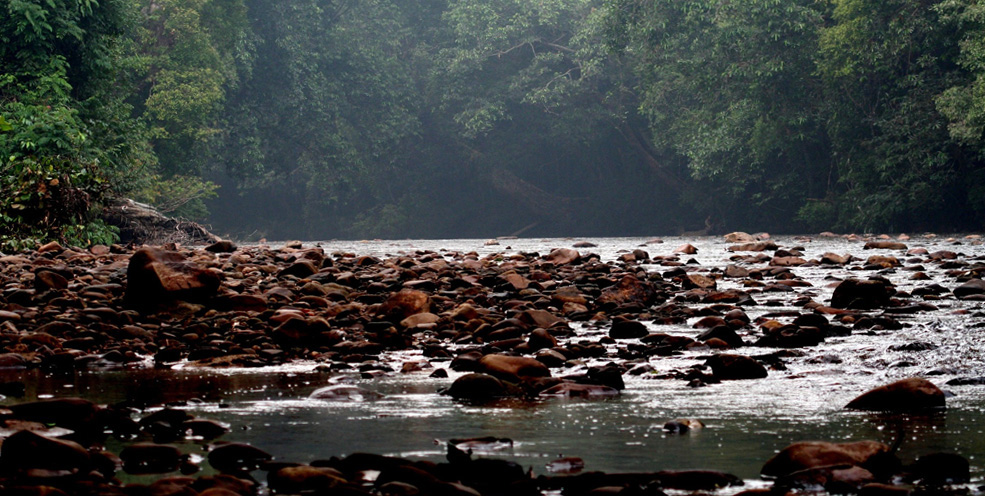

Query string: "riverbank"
[[0, 234, 983, 495]]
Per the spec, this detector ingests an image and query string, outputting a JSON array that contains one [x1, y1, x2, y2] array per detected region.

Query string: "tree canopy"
[[3, 0, 985, 247]]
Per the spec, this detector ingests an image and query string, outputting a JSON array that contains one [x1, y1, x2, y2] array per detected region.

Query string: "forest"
[[3, 0, 985, 247]]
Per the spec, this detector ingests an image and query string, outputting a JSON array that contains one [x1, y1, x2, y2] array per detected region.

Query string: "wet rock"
[[953, 278, 985, 298], [125, 247, 222, 307], [728, 241, 777, 252], [477, 354, 551, 382], [7, 397, 100, 433], [378, 290, 431, 322], [181, 419, 229, 440], [310, 385, 384, 401], [539, 382, 619, 397], [268, 465, 348, 493], [663, 419, 704, 434], [831, 278, 891, 309], [205, 240, 238, 253], [597, 275, 655, 307], [0, 429, 90, 474], [674, 244, 698, 255], [864, 241, 907, 250], [761, 441, 897, 478], [845, 378, 946, 411], [527, 328, 558, 351], [545, 248, 580, 265], [609, 320, 648, 339], [706, 354, 767, 380], [446, 373, 512, 401], [683, 273, 716, 290], [755, 325, 824, 348], [208, 442, 272, 473]]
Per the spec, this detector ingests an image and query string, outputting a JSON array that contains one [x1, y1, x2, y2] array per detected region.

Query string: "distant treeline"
[[3, 0, 985, 246]]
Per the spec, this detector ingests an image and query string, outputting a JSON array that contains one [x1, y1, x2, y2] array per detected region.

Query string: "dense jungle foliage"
[[4, 0, 985, 246]]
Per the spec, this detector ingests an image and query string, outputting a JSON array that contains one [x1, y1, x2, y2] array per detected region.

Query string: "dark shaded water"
[[4, 236, 985, 492]]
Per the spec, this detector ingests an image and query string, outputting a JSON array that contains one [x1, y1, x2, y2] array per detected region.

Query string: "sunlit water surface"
[[5, 236, 985, 491]]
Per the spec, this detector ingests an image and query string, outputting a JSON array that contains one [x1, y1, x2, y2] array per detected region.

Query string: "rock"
[[728, 241, 777, 252], [706, 354, 767, 380], [34, 270, 69, 292], [446, 373, 511, 401], [663, 419, 704, 434], [830, 278, 891, 309], [0, 429, 90, 474], [820, 252, 852, 265], [204, 240, 238, 253], [400, 312, 440, 328], [7, 398, 100, 433], [609, 320, 648, 339], [120, 443, 184, 474], [761, 441, 896, 478], [181, 419, 229, 440], [544, 248, 580, 265], [310, 385, 384, 401], [378, 290, 430, 322], [953, 278, 985, 298], [724, 232, 757, 243], [477, 354, 551, 382], [527, 328, 558, 351], [845, 378, 946, 411], [519, 309, 564, 328], [864, 241, 907, 250], [207, 443, 272, 473], [673, 244, 698, 255], [125, 247, 222, 306], [597, 275, 654, 307], [755, 325, 824, 348], [683, 273, 716, 290], [539, 382, 620, 397], [268, 465, 347, 493]]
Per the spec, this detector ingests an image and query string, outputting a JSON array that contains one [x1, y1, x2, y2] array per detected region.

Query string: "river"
[[4, 235, 984, 492]]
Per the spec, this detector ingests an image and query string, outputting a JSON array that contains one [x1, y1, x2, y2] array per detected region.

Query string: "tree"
[[0, 0, 153, 249], [603, 0, 830, 232]]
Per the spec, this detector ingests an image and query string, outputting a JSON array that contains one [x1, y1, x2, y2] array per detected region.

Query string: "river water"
[[4, 235, 985, 492]]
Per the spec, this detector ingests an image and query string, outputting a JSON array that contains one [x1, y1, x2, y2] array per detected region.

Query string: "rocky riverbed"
[[0, 233, 984, 495]]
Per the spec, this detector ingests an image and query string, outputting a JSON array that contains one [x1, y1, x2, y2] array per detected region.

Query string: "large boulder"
[[953, 279, 985, 299], [845, 378, 945, 411], [120, 443, 184, 474], [761, 441, 896, 478], [706, 354, 767, 380], [830, 279, 891, 309], [125, 246, 222, 307]]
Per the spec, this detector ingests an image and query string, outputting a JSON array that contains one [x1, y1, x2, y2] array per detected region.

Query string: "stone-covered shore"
[[0, 235, 982, 495]]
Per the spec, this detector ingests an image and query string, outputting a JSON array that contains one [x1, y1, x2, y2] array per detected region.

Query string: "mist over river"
[[4, 235, 985, 493]]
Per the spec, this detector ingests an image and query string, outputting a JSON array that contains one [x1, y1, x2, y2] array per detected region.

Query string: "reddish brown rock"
[[845, 378, 946, 411], [706, 354, 767, 380], [544, 248, 580, 265], [761, 441, 896, 478], [477, 354, 551, 382], [378, 290, 431, 322], [597, 275, 654, 306], [125, 247, 222, 306]]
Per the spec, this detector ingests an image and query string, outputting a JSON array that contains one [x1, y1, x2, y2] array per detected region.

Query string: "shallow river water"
[[5, 235, 985, 492]]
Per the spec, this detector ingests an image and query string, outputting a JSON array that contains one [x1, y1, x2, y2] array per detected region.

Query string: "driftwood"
[[101, 198, 219, 246]]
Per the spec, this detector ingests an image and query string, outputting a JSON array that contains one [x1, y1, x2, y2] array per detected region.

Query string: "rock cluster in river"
[[0, 232, 983, 494]]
